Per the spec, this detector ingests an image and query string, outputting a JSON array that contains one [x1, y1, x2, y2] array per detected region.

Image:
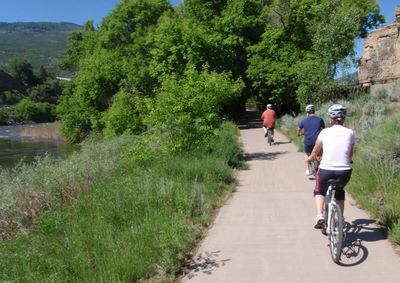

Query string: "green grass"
[[0, 122, 242, 282]]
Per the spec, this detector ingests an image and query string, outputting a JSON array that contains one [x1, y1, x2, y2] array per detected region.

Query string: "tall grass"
[[0, 134, 132, 240], [348, 113, 400, 243], [0, 121, 243, 282]]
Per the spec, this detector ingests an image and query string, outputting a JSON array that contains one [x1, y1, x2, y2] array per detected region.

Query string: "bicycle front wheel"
[[328, 204, 343, 263]]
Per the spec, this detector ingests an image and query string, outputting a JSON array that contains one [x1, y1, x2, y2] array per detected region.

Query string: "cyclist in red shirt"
[[261, 104, 277, 142]]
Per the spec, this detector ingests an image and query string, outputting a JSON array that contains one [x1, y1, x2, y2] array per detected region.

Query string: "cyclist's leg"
[[313, 169, 330, 228], [263, 126, 268, 137], [304, 144, 314, 175], [332, 169, 352, 215]]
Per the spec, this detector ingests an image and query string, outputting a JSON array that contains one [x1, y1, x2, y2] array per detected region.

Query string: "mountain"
[[0, 22, 82, 76]]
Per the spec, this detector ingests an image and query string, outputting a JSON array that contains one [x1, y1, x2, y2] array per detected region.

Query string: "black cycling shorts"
[[314, 168, 352, 201]]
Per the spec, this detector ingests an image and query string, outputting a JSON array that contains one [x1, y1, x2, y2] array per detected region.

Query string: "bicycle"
[[266, 128, 273, 146], [322, 179, 345, 263]]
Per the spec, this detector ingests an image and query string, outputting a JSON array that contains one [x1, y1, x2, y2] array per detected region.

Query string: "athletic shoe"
[[305, 170, 311, 176], [314, 214, 325, 229]]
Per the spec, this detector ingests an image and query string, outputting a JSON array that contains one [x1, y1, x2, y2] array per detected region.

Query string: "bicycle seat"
[[327, 179, 344, 189]]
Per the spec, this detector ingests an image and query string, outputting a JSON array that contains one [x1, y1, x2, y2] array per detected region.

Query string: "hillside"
[[0, 22, 82, 76]]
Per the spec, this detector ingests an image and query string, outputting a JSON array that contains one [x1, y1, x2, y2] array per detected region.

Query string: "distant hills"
[[0, 22, 82, 76]]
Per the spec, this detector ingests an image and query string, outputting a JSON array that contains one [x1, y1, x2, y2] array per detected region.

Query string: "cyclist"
[[308, 104, 355, 229], [260, 104, 277, 143], [297, 104, 325, 176]]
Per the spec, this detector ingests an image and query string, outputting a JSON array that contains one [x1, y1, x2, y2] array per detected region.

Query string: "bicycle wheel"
[[310, 160, 318, 176], [328, 204, 343, 263], [321, 197, 329, 235], [267, 130, 272, 146]]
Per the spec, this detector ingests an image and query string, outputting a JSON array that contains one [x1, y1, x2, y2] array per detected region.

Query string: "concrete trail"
[[181, 121, 400, 283]]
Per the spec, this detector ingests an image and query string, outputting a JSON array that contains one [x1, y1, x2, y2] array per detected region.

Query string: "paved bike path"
[[181, 125, 400, 282]]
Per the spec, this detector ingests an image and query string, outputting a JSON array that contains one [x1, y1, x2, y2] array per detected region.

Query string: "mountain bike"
[[322, 179, 344, 263]]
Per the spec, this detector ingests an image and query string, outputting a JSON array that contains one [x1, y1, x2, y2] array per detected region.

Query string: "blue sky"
[[0, 0, 182, 26]]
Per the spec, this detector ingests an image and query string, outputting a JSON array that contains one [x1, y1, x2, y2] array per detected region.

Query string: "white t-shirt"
[[318, 125, 355, 171]]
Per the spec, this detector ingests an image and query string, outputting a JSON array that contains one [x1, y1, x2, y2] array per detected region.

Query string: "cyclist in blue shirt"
[[297, 105, 325, 176]]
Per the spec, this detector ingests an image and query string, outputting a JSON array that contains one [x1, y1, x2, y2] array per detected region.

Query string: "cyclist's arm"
[[297, 127, 302, 136], [349, 142, 355, 162], [308, 139, 322, 160]]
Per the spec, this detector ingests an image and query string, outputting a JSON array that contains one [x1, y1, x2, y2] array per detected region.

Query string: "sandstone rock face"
[[358, 6, 400, 86]]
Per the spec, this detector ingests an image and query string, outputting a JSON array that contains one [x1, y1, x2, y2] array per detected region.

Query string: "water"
[[0, 123, 76, 168]]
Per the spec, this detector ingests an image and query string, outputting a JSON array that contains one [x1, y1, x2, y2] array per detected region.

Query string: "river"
[[0, 122, 76, 169]]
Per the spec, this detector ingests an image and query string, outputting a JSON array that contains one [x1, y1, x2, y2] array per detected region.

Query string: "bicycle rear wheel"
[[267, 129, 272, 146], [328, 204, 343, 263], [310, 160, 318, 176]]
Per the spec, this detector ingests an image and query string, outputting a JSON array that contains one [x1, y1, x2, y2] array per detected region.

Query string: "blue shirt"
[[299, 116, 325, 146]]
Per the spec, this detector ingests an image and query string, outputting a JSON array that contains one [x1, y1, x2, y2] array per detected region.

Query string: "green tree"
[[7, 58, 37, 86], [28, 78, 63, 103], [247, 0, 382, 111], [59, 20, 99, 72]]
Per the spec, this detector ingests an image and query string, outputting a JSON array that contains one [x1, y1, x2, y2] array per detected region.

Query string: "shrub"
[[103, 91, 147, 138], [145, 66, 244, 152], [12, 98, 55, 122]]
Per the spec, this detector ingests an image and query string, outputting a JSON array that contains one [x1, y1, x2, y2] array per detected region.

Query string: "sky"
[[0, 0, 182, 26]]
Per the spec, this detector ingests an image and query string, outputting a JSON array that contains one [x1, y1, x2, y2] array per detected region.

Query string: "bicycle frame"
[[266, 128, 273, 146]]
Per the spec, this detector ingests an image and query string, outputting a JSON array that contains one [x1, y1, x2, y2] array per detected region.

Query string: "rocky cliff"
[[358, 6, 400, 87], [0, 70, 26, 92]]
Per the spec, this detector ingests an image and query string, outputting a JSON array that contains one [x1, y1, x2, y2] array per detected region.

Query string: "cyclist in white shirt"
[[308, 104, 355, 229]]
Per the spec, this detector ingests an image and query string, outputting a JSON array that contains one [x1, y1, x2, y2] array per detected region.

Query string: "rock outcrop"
[[0, 70, 26, 92], [358, 6, 400, 87]]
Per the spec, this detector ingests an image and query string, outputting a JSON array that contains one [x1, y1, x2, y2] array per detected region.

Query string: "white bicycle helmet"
[[327, 104, 346, 121], [305, 104, 315, 114], [266, 104, 272, 109]]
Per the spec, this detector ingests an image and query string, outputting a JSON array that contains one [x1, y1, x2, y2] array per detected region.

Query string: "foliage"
[[2, 90, 21, 104], [7, 58, 37, 86], [57, 50, 124, 142], [12, 98, 55, 122], [103, 91, 147, 138], [247, 0, 382, 112], [145, 66, 244, 151], [28, 78, 64, 103], [59, 20, 98, 72], [55, 0, 384, 141]]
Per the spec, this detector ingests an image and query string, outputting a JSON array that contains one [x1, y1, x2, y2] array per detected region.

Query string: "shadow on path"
[[244, 151, 288, 161], [184, 251, 231, 279], [338, 219, 386, 266]]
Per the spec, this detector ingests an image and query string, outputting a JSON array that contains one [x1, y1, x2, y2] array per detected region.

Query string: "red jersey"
[[261, 109, 277, 128]]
